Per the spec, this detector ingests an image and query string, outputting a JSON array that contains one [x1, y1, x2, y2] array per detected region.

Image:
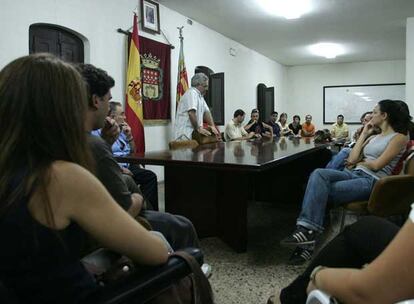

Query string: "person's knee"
[[345, 216, 398, 243], [311, 168, 325, 180]]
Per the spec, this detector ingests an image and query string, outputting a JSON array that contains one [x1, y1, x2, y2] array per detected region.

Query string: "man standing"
[[301, 114, 316, 137], [173, 73, 219, 140], [331, 114, 349, 140], [267, 111, 281, 137], [107, 101, 159, 210], [224, 109, 256, 141]]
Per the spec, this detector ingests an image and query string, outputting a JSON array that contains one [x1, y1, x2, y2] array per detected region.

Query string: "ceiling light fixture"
[[308, 42, 345, 59], [256, 0, 312, 19], [354, 92, 365, 96]]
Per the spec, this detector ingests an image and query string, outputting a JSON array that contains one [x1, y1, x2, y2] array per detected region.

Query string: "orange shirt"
[[301, 122, 315, 137]]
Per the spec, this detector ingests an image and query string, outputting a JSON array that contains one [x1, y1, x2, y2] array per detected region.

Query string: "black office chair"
[[87, 247, 204, 303], [0, 248, 203, 304]]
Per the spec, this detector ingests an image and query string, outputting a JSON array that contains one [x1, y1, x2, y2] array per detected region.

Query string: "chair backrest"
[[368, 174, 414, 216], [404, 150, 414, 175], [391, 140, 414, 175]]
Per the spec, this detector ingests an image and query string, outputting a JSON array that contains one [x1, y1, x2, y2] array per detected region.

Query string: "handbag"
[[192, 128, 219, 145], [147, 251, 214, 304], [169, 134, 199, 150]]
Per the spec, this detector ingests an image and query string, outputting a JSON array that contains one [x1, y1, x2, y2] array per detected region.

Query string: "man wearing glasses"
[[173, 73, 219, 140]]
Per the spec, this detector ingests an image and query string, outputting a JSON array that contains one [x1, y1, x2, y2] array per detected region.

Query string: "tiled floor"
[[158, 182, 308, 304]]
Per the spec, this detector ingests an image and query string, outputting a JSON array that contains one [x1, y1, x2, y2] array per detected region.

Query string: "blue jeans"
[[326, 147, 351, 170], [297, 168, 376, 232]]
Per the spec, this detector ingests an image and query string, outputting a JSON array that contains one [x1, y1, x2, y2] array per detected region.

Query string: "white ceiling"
[[158, 0, 414, 66]]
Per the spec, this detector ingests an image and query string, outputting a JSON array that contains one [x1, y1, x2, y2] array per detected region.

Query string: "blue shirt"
[[91, 129, 131, 168], [267, 121, 281, 137]]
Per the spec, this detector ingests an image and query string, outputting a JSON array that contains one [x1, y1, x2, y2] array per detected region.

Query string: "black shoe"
[[287, 247, 313, 266], [280, 226, 316, 248]]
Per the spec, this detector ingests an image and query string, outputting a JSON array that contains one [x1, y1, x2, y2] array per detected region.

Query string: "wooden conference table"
[[117, 137, 329, 252]]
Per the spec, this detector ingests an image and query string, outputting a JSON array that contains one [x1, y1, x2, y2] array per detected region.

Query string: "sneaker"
[[280, 226, 316, 248], [287, 247, 313, 266], [201, 263, 212, 279]]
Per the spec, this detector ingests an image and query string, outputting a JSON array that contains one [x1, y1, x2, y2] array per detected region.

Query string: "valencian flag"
[[125, 13, 145, 153], [176, 34, 189, 106]]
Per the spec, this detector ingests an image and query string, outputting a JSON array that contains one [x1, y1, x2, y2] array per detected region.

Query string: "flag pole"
[[175, 26, 189, 108]]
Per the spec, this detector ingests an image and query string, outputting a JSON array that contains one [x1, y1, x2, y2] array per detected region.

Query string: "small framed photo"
[[141, 0, 160, 34]]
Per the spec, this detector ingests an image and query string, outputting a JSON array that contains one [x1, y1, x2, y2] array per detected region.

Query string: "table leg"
[[216, 171, 249, 253], [164, 166, 219, 237]]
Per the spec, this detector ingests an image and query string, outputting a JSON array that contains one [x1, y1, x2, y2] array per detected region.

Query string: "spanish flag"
[[125, 13, 145, 153], [176, 34, 189, 106]]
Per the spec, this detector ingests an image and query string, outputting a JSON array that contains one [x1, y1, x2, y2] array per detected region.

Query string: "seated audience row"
[[224, 109, 317, 141]]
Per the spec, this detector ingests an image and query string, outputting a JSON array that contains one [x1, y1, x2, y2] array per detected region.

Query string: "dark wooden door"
[[29, 24, 84, 63], [257, 83, 275, 121], [209, 72, 225, 125]]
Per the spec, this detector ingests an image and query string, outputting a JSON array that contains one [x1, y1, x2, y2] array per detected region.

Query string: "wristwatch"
[[310, 265, 326, 285]]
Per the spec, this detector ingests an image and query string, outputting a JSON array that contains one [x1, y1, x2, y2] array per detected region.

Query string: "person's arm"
[[309, 219, 414, 303], [244, 120, 256, 131], [189, 110, 211, 136], [330, 126, 336, 138], [344, 126, 349, 139], [348, 123, 374, 164], [100, 117, 120, 146], [128, 193, 143, 217], [309, 125, 316, 136], [301, 124, 310, 136], [120, 123, 136, 153], [201, 99, 219, 136], [89, 136, 140, 214], [35, 161, 169, 265], [262, 122, 273, 137], [203, 110, 219, 135], [357, 133, 407, 171]]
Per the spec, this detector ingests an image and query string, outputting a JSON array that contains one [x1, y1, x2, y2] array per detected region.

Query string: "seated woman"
[[0, 54, 169, 303], [278, 113, 293, 137], [288, 115, 302, 137], [280, 99, 411, 264]]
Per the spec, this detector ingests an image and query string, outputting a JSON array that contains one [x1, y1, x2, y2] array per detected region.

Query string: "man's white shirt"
[[173, 87, 210, 140], [224, 119, 247, 141]]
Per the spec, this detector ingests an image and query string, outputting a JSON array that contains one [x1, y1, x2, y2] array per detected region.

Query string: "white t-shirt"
[[173, 87, 210, 140], [224, 119, 248, 141]]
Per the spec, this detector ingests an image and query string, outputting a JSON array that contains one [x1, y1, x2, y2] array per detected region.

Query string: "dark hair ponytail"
[[378, 99, 412, 135]]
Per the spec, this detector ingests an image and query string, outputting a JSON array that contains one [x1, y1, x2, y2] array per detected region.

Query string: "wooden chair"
[[335, 150, 414, 232]]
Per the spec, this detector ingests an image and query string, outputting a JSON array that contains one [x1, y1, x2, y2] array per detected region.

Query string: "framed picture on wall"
[[141, 0, 160, 34]]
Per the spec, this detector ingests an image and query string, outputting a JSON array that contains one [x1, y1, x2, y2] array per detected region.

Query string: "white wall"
[[406, 17, 414, 110], [284, 60, 406, 134], [0, 0, 287, 181]]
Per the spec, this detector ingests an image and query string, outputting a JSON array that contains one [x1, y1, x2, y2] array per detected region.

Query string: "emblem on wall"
[[141, 53, 163, 101]]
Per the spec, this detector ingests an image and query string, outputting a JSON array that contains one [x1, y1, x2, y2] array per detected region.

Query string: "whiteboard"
[[323, 83, 405, 124]]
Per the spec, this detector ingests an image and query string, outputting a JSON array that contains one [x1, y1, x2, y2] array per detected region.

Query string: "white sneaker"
[[201, 263, 212, 278]]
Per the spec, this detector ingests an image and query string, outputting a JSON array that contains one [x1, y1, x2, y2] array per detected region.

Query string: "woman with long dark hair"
[[280, 100, 411, 265], [0, 54, 168, 303]]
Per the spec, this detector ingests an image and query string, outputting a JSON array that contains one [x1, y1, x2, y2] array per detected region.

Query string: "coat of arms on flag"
[[141, 53, 163, 101]]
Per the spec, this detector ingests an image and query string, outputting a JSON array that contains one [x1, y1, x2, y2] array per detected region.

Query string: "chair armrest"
[[86, 247, 203, 304], [368, 175, 414, 217], [306, 289, 337, 304]]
